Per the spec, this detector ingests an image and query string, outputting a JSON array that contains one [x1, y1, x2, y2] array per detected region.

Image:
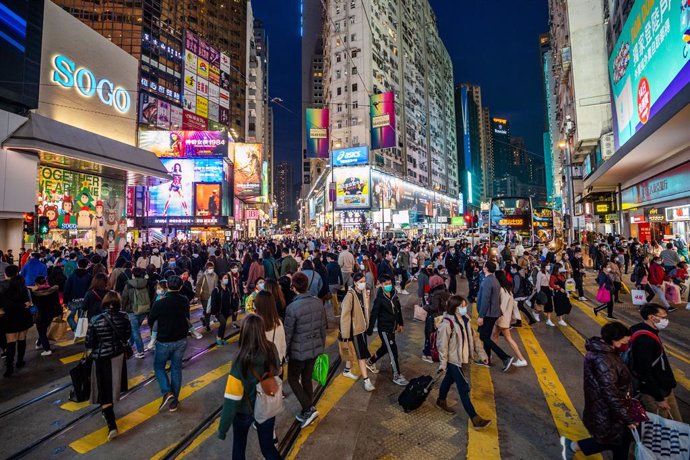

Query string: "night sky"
[[252, 0, 549, 180]]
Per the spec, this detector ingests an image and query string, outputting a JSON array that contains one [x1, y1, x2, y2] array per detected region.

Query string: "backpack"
[[622, 329, 664, 393], [130, 285, 151, 315], [430, 317, 454, 363]]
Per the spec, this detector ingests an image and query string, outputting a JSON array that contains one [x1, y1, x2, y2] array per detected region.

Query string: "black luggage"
[[69, 357, 92, 402], [398, 375, 435, 413]]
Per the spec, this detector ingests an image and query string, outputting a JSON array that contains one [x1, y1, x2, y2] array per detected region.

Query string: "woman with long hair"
[[549, 262, 572, 326], [1, 266, 32, 377], [83, 273, 109, 319], [339, 272, 375, 391], [264, 279, 286, 320], [217, 315, 282, 459], [594, 264, 615, 319], [86, 291, 132, 440], [493, 271, 528, 367], [254, 291, 286, 365], [533, 261, 552, 324]]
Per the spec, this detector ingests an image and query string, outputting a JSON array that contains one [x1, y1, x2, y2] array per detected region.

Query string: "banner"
[[370, 91, 396, 150], [332, 146, 369, 167], [194, 183, 222, 217], [305, 108, 329, 158], [231, 143, 263, 200], [138, 130, 228, 158], [334, 166, 371, 210]]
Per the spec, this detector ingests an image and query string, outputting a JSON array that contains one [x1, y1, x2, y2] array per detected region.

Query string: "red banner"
[[183, 110, 208, 131]]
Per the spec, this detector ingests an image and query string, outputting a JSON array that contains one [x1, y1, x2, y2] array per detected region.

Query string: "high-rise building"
[[315, 0, 458, 195], [481, 107, 494, 198], [275, 161, 294, 223], [490, 117, 511, 184], [539, 33, 562, 208], [509, 137, 529, 175]]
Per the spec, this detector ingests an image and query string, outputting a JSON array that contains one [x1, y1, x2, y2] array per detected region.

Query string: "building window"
[[337, 103, 343, 112], [336, 69, 341, 79], [337, 87, 342, 96], [350, 33, 356, 41], [351, 49, 358, 58], [337, 120, 342, 129], [350, 15, 355, 24], [352, 100, 358, 109], [352, 83, 358, 92], [352, 66, 357, 74], [336, 53, 341, 63]]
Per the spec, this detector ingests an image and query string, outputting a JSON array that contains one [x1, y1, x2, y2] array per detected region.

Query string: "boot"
[[471, 415, 492, 429], [102, 406, 118, 440], [4, 342, 15, 377], [16, 340, 26, 368], [436, 398, 456, 414]]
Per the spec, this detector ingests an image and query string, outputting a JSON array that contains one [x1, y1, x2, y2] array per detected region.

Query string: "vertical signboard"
[[370, 91, 396, 150], [231, 143, 263, 200], [305, 108, 329, 158]]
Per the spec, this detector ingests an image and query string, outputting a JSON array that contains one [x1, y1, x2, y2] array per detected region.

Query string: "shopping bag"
[[631, 289, 647, 306], [74, 317, 89, 340], [47, 319, 68, 341], [338, 339, 356, 362], [631, 428, 657, 460], [664, 282, 681, 304], [596, 286, 611, 304], [68, 357, 92, 402], [413, 304, 428, 322], [640, 411, 690, 460], [564, 278, 576, 292], [312, 353, 329, 386]]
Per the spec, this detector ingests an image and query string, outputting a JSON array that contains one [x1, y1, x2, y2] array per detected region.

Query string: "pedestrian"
[[64, 258, 93, 332], [533, 261, 552, 324], [398, 245, 412, 294], [284, 272, 326, 428], [149, 275, 190, 412], [229, 263, 244, 323], [422, 273, 449, 363], [299, 260, 323, 298], [660, 243, 681, 273], [121, 267, 151, 358], [648, 255, 673, 310], [476, 261, 514, 371], [325, 253, 344, 316], [210, 271, 233, 345], [0, 265, 32, 377], [494, 271, 528, 366], [560, 322, 636, 460], [510, 264, 536, 325], [606, 255, 623, 303], [30, 275, 60, 356], [594, 265, 615, 319], [366, 274, 409, 386], [247, 253, 265, 288], [196, 262, 218, 331], [435, 295, 491, 429], [339, 272, 375, 392], [86, 291, 132, 441], [279, 247, 299, 277], [20, 252, 47, 286], [254, 290, 287, 367], [217, 314, 282, 459], [338, 244, 355, 288], [549, 263, 572, 326], [571, 249, 586, 301]]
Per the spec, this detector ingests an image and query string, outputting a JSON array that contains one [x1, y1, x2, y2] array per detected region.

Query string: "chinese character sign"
[[370, 91, 396, 150], [305, 108, 329, 158], [138, 131, 229, 158]]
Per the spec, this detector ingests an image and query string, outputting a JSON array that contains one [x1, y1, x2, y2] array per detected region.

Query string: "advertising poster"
[[156, 100, 171, 129], [335, 166, 371, 210], [183, 111, 208, 131], [231, 143, 263, 199], [194, 183, 221, 217], [196, 96, 209, 118], [170, 105, 183, 128], [183, 89, 196, 112], [370, 91, 396, 149], [139, 93, 159, 126], [37, 166, 125, 248], [332, 146, 369, 166], [183, 29, 226, 128], [209, 101, 219, 122], [138, 131, 229, 158], [148, 159, 224, 216], [532, 207, 554, 243], [305, 108, 329, 158], [610, 0, 690, 149]]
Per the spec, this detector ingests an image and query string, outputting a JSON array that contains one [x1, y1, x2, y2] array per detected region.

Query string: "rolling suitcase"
[[398, 374, 441, 413]]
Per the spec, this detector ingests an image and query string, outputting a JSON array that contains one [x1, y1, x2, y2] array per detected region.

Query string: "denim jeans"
[[649, 284, 670, 308], [128, 312, 147, 353], [438, 363, 477, 418], [154, 338, 187, 401], [66, 300, 84, 331], [232, 412, 281, 460]]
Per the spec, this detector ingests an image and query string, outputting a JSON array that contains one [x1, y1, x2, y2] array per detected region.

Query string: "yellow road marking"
[[60, 374, 149, 412], [467, 306, 500, 460], [517, 325, 602, 459]]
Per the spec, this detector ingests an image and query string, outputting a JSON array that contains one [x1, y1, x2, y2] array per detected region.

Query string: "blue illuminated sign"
[[331, 146, 369, 167], [51, 54, 131, 113]]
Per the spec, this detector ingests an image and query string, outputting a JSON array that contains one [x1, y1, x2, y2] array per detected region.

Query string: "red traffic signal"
[[464, 214, 472, 225]]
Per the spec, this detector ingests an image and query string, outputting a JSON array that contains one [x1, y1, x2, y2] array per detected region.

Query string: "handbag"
[[68, 355, 92, 402], [74, 317, 89, 340], [631, 289, 647, 306], [47, 318, 69, 341], [624, 394, 649, 424], [103, 312, 134, 359], [413, 304, 428, 322], [564, 278, 576, 292], [596, 286, 611, 303], [250, 364, 284, 424], [312, 353, 330, 387], [640, 411, 690, 460], [535, 290, 548, 305], [338, 337, 356, 362]]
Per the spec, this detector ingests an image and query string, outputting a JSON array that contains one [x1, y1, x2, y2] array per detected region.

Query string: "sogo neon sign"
[[51, 55, 131, 113]]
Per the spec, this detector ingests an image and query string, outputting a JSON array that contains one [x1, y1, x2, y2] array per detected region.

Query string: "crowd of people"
[[0, 231, 686, 458]]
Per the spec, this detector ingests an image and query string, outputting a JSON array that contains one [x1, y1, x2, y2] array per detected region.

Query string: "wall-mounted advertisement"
[[610, 0, 690, 149], [231, 143, 263, 199], [138, 130, 229, 158], [621, 161, 690, 209], [532, 207, 554, 243], [370, 91, 396, 150], [139, 93, 181, 129], [194, 183, 221, 217], [332, 146, 369, 167], [148, 159, 224, 217], [305, 108, 329, 158], [334, 166, 371, 210]]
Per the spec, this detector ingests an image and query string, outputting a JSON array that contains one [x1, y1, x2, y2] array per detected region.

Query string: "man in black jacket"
[[366, 275, 408, 386], [630, 303, 681, 421], [149, 275, 190, 413], [571, 249, 586, 301]]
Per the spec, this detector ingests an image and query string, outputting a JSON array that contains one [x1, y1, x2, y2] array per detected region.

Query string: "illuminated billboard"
[[332, 146, 369, 167], [610, 0, 690, 149], [138, 130, 229, 158], [148, 159, 224, 216], [231, 143, 263, 199], [305, 108, 329, 158], [194, 183, 221, 217], [370, 91, 396, 150], [334, 166, 371, 210]]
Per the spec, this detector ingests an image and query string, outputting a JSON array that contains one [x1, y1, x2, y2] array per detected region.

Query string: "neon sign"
[[51, 55, 131, 113]]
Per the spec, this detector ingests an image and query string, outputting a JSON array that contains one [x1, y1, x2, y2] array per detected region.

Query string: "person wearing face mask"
[[560, 322, 636, 460], [417, 261, 433, 301], [647, 256, 672, 310], [570, 249, 586, 301], [593, 265, 615, 319], [209, 273, 233, 345], [196, 262, 218, 332], [339, 272, 375, 392], [422, 273, 450, 363], [548, 263, 572, 326], [228, 263, 243, 325], [630, 304, 681, 421], [533, 262, 552, 324], [435, 295, 492, 429], [377, 250, 396, 282]]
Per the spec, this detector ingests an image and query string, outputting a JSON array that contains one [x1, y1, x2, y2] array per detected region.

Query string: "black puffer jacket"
[[367, 288, 403, 334], [86, 309, 132, 360], [31, 285, 61, 325], [582, 337, 634, 445]]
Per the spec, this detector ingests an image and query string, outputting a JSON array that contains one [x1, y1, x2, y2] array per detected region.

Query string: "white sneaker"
[[513, 359, 528, 367], [545, 319, 555, 327], [558, 320, 568, 327], [533, 313, 540, 322], [145, 338, 156, 351], [401, 290, 410, 295], [579, 297, 587, 301], [525, 299, 532, 308], [365, 360, 380, 374], [135, 352, 146, 359], [35, 341, 42, 350], [342, 370, 359, 381], [363, 379, 375, 392], [393, 374, 409, 386], [421, 355, 433, 363], [193, 330, 203, 340], [40, 350, 53, 356]]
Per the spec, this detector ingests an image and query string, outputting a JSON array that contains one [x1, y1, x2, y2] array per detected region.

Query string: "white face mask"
[[231, 268, 239, 273], [156, 289, 164, 295], [356, 282, 366, 291], [656, 318, 669, 330], [222, 278, 229, 286], [207, 268, 214, 274], [360, 263, 365, 270], [457, 306, 468, 316]]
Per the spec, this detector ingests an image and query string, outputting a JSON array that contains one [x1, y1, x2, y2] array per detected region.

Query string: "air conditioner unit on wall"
[[600, 133, 614, 160]]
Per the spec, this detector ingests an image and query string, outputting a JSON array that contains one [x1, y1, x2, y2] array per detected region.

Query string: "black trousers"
[[578, 430, 632, 460], [371, 331, 400, 376], [288, 358, 315, 411], [478, 317, 509, 362], [574, 275, 584, 298], [448, 273, 458, 294]]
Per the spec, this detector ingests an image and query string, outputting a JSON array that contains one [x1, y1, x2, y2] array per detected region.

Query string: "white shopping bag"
[[74, 317, 89, 340], [631, 289, 647, 306], [631, 429, 656, 460], [640, 411, 690, 460]]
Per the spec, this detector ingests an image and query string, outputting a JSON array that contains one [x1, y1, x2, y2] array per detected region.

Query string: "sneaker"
[[35, 340, 41, 349], [393, 374, 409, 386], [592, 307, 599, 317], [533, 313, 540, 322], [365, 359, 380, 374], [401, 290, 410, 295], [525, 299, 532, 308], [436, 398, 456, 414], [159, 392, 174, 411], [135, 352, 146, 359], [363, 379, 375, 392], [668, 306, 677, 312], [558, 320, 568, 327], [513, 359, 528, 367], [295, 410, 307, 423], [471, 416, 492, 430], [301, 407, 319, 428], [193, 330, 203, 340], [342, 370, 359, 380], [107, 429, 118, 441], [545, 319, 555, 327], [606, 315, 617, 320], [216, 338, 226, 346], [169, 400, 179, 412], [474, 360, 491, 368], [579, 297, 587, 301], [40, 350, 53, 356], [421, 355, 433, 363], [502, 357, 514, 372], [145, 338, 156, 351], [560, 436, 575, 460]]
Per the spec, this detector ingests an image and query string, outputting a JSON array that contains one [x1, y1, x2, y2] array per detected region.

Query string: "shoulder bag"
[[103, 312, 134, 359], [250, 363, 284, 424]]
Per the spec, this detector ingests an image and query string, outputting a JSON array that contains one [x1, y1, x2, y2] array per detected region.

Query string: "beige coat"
[[339, 288, 370, 339], [435, 313, 474, 368], [497, 288, 517, 329], [195, 271, 218, 302]]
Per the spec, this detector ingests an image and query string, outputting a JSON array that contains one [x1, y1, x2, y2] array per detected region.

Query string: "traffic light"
[[324, 223, 330, 232], [23, 213, 35, 235], [38, 216, 50, 235], [464, 213, 472, 226]]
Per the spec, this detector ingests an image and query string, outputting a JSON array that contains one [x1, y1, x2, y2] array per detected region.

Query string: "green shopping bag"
[[312, 353, 329, 386]]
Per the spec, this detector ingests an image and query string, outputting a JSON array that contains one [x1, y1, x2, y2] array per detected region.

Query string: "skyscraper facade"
[[490, 117, 512, 183], [454, 83, 488, 209], [275, 161, 294, 223]]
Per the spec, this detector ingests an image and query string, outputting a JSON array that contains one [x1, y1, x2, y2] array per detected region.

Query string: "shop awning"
[[2, 113, 169, 183]]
